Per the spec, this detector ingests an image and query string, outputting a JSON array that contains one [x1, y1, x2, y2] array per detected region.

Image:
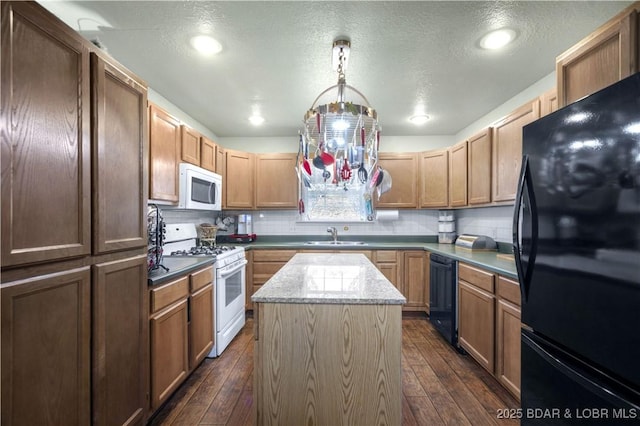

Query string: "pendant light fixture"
[[301, 39, 380, 169], [297, 39, 389, 222]]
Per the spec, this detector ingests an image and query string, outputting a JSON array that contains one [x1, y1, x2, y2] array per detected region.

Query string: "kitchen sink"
[[304, 241, 368, 246]]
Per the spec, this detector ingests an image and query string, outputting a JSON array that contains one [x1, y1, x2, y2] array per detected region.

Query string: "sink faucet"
[[327, 226, 338, 243]]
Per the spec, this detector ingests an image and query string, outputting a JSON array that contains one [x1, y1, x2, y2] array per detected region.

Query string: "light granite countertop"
[[251, 253, 406, 305]]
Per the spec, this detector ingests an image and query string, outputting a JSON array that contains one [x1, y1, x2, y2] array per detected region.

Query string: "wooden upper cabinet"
[[491, 99, 540, 202], [180, 124, 201, 165], [215, 144, 225, 177], [92, 255, 148, 426], [200, 136, 217, 172], [91, 54, 148, 255], [376, 153, 418, 208], [1, 1, 91, 267], [556, 6, 638, 107], [1, 266, 91, 425], [254, 153, 298, 209], [467, 128, 492, 205], [419, 149, 449, 208], [539, 88, 559, 118], [225, 149, 254, 209], [149, 103, 181, 203], [449, 141, 468, 207]]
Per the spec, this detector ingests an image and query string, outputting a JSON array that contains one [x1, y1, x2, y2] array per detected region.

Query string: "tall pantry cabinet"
[[1, 2, 149, 425]]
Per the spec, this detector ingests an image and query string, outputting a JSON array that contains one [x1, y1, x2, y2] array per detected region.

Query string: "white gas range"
[[164, 223, 247, 357]]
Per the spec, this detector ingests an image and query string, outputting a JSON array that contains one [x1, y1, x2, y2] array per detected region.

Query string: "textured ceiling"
[[41, 1, 632, 138]]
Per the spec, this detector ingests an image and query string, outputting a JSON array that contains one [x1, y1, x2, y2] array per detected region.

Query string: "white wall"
[[455, 72, 556, 141], [455, 206, 514, 243], [148, 88, 220, 141]]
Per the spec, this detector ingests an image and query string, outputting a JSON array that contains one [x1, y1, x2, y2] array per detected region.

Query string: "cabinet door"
[[254, 153, 298, 208], [458, 280, 496, 373], [225, 149, 254, 209], [377, 263, 398, 286], [180, 125, 201, 165], [93, 255, 148, 426], [424, 252, 430, 315], [92, 54, 148, 254], [376, 153, 418, 208], [419, 150, 449, 208], [539, 88, 558, 118], [1, 1, 91, 266], [557, 10, 637, 107], [402, 251, 427, 311], [491, 100, 540, 202], [245, 250, 253, 310], [189, 284, 214, 369], [449, 141, 468, 207], [149, 103, 180, 203], [150, 299, 189, 411], [215, 144, 225, 176], [467, 129, 492, 205], [497, 299, 521, 400], [201, 136, 217, 172], [1, 267, 91, 425]]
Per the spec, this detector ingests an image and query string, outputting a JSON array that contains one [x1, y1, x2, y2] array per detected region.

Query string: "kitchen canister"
[[438, 210, 457, 244]]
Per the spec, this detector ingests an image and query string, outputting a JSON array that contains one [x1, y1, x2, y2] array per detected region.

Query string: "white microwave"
[[179, 163, 223, 210]]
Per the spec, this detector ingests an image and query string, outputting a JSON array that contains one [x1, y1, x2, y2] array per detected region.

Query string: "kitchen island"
[[251, 253, 405, 426]]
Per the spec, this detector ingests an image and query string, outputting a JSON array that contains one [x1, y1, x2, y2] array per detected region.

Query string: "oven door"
[[216, 259, 247, 332]]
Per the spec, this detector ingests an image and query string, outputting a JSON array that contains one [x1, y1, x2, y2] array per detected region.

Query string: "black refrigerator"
[[515, 72, 640, 425]]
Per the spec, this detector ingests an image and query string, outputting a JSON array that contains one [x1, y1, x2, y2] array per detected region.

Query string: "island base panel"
[[254, 302, 402, 426]]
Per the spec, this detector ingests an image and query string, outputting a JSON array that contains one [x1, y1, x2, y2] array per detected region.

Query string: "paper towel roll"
[[376, 210, 399, 221]]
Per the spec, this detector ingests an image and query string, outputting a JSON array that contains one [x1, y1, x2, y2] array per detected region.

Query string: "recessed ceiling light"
[[190, 35, 222, 56], [479, 28, 517, 50], [249, 115, 265, 126], [409, 114, 430, 125]]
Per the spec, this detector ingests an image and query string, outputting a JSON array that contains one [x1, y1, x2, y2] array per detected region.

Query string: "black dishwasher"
[[429, 253, 458, 348]]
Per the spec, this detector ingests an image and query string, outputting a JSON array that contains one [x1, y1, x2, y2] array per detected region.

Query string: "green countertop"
[[236, 236, 518, 279]]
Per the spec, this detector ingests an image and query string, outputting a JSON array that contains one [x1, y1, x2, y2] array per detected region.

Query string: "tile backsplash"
[[157, 205, 514, 243], [455, 206, 514, 242]]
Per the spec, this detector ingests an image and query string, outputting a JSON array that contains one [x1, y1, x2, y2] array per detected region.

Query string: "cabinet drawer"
[[497, 276, 520, 306], [459, 263, 494, 293], [190, 267, 213, 293], [151, 276, 189, 313], [252, 250, 297, 262], [374, 251, 398, 263]]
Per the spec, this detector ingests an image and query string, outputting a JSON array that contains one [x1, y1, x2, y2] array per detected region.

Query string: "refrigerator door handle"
[[523, 331, 640, 409], [513, 156, 538, 302]]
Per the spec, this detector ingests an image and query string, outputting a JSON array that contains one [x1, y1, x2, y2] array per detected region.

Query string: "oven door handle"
[[217, 259, 248, 278]]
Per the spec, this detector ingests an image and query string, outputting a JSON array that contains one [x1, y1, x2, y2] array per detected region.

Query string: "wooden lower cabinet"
[[456, 262, 522, 399], [496, 276, 522, 400], [458, 262, 496, 373], [1, 267, 91, 425], [149, 279, 189, 411], [402, 251, 428, 312], [373, 250, 399, 290], [458, 280, 496, 373], [149, 265, 215, 413], [93, 255, 148, 426], [250, 250, 297, 308], [189, 284, 214, 369]]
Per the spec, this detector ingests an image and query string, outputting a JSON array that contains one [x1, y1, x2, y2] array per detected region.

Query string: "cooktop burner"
[[170, 245, 235, 256]]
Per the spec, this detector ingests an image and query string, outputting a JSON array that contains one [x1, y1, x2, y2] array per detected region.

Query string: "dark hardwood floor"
[[149, 315, 519, 425]]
